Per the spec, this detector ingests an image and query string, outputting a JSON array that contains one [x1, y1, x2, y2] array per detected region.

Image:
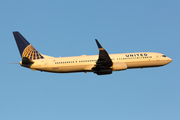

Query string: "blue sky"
[[0, 0, 179, 120]]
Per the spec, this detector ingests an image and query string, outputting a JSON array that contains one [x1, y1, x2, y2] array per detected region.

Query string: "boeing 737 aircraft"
[[13, 31, 172, 75]]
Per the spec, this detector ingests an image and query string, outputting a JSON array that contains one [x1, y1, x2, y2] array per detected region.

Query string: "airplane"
[[13, 31, 172, 75]]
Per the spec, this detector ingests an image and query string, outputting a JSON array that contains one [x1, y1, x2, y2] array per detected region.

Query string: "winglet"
[[95, 39, 104, 50]]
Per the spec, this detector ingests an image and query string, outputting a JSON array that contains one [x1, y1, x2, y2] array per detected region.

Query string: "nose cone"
[[167, 57, 172, 63]]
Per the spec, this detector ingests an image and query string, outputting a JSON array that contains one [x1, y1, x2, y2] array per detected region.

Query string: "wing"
[[92, 39, 113, 75]]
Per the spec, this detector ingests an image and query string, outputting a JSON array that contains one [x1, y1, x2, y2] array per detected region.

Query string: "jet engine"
[[94, 69, 112, 75]]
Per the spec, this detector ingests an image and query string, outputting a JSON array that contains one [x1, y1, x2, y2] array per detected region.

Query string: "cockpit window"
[[162, 55, 166, 57]]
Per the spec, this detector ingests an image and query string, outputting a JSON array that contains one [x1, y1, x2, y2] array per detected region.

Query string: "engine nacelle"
[[94, 69, 112, 75], [112, 62, 127, 71]]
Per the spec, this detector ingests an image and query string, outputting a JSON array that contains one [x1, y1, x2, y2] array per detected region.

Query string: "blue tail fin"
[[13, 31, 44, 60]]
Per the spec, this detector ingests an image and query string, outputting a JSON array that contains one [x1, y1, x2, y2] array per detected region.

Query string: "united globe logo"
[[22, 44, 44, 60]]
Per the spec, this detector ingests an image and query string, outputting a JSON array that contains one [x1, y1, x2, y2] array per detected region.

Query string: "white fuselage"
[[21, 52, 172, 73]]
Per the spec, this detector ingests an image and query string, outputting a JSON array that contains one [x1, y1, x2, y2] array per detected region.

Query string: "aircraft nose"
[[168, 57, 172, 63]]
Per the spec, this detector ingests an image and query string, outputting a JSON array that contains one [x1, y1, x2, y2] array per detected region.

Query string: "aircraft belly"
[[126, 60, 170, 68], [126, 60, 156, 68], [44, 65, 90, 73], [60, 66, 85, 72]]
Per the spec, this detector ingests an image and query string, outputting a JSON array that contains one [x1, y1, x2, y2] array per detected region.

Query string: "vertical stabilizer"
[[13, 31, 44, 60]]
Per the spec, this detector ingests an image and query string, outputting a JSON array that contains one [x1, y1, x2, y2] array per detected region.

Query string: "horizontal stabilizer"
[[22, 57, 34, 64]]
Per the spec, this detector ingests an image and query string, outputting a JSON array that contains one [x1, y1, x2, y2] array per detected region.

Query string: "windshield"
[[162, 55, 166, 57]]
